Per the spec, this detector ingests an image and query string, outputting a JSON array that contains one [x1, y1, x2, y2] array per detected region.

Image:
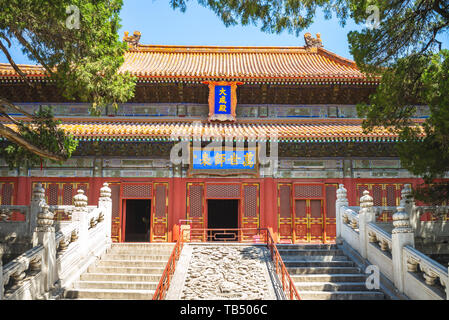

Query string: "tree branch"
[[0, 122, 67, 162], [0, 39, 34, 88], [0, 96, 34, 119], [13, 31, 54, 77], [433, 0, 449, 22]]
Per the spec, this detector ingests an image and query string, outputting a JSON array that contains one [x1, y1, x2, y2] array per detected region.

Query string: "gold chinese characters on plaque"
[[203, 81, 242, 122]]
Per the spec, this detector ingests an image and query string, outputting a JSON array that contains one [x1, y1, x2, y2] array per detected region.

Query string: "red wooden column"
[[344, 177, 356, 206], [89, 177, 103, 206], [263, 177, 277, 237], [16, 176, 30, 205], [170, 177, 186, 242]]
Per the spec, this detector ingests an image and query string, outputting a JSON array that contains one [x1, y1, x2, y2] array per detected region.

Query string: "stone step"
[[284, 260, 355, 268], [290, 274, 368, 283], [277, 244, 338, 250], [64, 288, 155, 300], [74, 280, 158, 290], [65, 243, 173, 300], [281, 255, 349, 262], [80, 273, 162, 282], [102, 254, 172, 261], [298, 291, 384, 300], [109, 245, 174, 251], [287, 266, 361, 275], [109, 243, 174, 250], [95, 259, 167, 268], [295, 281, 370, 292], [107, 249, 174, 256], [107, 245, 174, 255], [277, 249, 345, 256], [88, 265, 165, 274]]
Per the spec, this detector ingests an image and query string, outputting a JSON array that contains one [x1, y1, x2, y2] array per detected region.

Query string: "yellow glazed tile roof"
[[119, 45, 371, 82], [0, 45, 377, 84], [2, 119, 403, 142]]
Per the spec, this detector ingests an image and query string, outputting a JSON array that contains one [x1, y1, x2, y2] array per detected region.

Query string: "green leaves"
[[2, 106, 78, 169], [171, 0, 349, 36], [1, 0, 136, 111], [360, 49, 449, 204], [0, 0, 136, 168]]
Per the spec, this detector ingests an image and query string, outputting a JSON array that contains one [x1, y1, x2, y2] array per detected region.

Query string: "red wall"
[[1, 176, 426, 242]]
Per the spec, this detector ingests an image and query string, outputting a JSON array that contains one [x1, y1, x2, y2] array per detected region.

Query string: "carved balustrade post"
[[336, 184, 349, 242], [35, 203, 57, 293], [98, 183, 112, 242], [358, 190, 374, 259], [400, 184, 418, 232], [71, 189, 89, 257], [30, 183, 46, 241], [392, 206, 415, 293]]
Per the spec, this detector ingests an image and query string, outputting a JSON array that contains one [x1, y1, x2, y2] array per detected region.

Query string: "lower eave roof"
[[1, 118, 414, 142]]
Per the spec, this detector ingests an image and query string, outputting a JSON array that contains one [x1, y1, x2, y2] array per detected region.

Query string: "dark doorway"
[[125, 199, 151, 242], [207, 199, 239, 241]]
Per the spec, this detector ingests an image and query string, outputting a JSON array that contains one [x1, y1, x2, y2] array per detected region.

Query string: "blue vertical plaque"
[[214, 85, 231, 115]]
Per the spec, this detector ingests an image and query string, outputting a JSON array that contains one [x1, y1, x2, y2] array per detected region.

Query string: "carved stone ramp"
[[279, 244, 385, 300], [166, 243, 278, 300], [63, 243, 174, 300]]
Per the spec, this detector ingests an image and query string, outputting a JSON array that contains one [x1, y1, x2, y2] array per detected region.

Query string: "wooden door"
[[293, 184, 325, 243], [151, 182, 169, 242], [278, 183, 293, 243], [241, 183, 260, 240], [294, 199, 324, 243], [324, 184, 338, 242], [187, 182, 205, 241]]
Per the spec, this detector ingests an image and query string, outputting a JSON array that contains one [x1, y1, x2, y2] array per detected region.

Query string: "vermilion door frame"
[[292, 183, 326, 244], [120, 182, 153, 243], [204, 182, 242, 229]]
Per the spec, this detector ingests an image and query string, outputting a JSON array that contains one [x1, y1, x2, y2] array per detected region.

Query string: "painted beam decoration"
[[189, 147, 258, 176], [204, 81, 242, 122]]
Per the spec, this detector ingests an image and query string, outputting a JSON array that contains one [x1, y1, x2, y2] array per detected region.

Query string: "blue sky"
[[117, 0, 361, 57], [1, 0, 448, 65]]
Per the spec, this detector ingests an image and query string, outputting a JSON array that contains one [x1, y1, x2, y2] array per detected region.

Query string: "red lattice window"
[[1, 183, 13, 205], [295, 200, 306, 218], [386, 185, 398, 206], [154, 184, 167, 218], [122, 184, 152, 198], [294, 185, 323, 198], [47, 183, 59, 205], [189, 185, 204, 218], [110, 184, 121, 242], [206, 184, 240, 199], [279, 185, 292, 218], [372, 185, 383, 206], [310, 200, 322, 218], [62, 184, 73, 205], [243, 185, 258, 218], [326, 185, 337, 219]]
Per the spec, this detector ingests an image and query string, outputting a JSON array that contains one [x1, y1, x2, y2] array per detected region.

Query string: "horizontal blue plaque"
[[193, 150, 256, 170]]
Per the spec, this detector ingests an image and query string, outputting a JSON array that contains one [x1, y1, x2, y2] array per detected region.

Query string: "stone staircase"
[[64, 243, 174, 300], [278, 244, 385, 300]]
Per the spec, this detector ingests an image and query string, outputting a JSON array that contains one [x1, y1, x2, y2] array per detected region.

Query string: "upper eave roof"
[[0, 44, 379, 85]]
